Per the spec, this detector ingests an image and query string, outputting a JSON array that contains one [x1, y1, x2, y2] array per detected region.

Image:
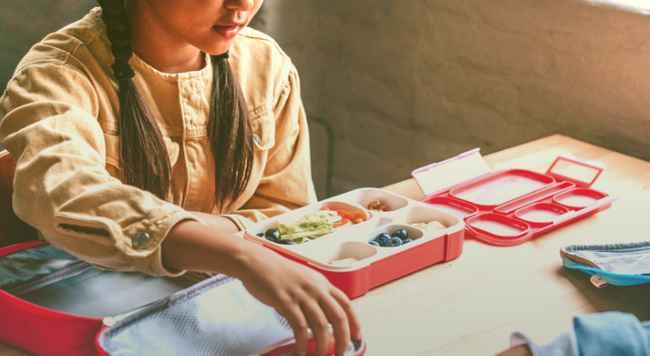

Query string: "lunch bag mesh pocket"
[[592, 254, 650, 276], [99, 276, 293, 356]]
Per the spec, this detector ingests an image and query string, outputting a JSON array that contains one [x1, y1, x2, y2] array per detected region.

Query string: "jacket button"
[[253, 134, 261, 145], [132, 232, 150, 248]]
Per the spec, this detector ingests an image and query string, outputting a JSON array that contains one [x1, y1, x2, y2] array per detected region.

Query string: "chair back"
[[0, 150, 38, 247]]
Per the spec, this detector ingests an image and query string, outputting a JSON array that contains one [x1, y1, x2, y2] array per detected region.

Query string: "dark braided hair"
[[97, 0, 254, 212]]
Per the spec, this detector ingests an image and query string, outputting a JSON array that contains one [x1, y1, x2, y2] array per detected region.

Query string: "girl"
[[0, 0, 361, 355]]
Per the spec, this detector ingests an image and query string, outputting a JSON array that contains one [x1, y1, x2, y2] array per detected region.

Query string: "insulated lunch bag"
[[0, 240, 366, 356]]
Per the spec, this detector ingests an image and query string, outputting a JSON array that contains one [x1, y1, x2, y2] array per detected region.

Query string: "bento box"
[[243, 188, 466, 299], [412, 148, 618, 246]]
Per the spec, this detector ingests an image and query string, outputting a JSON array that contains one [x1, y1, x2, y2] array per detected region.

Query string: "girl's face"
[[140, 0, 264, 55]]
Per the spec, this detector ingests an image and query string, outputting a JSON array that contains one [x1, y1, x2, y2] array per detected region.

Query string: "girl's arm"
[[162, 220, 361, 356], [1, 63, 196, 277]]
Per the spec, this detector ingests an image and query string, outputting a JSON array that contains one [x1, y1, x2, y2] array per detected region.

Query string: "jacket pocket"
[[250, 109, 275, 151]]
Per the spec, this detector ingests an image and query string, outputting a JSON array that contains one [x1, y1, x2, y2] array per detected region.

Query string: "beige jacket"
[[0, 8, 317, 276]]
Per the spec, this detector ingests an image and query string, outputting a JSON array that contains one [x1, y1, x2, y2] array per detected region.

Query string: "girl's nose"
[[224, 0, 255, 12]]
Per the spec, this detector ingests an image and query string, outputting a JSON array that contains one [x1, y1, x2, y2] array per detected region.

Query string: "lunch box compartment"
[[348, 188, 409, 212], [553, 188, 608, 209], [450, 169, 554, 207], [495, 181, 575, 214], [514, 203, 569, 226], [368, 224, 424, 245], [324, 242, 378, 266], [404, 206, 459, 230], [466, 213, 530, 239]]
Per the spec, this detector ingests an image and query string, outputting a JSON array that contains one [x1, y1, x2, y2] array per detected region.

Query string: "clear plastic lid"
[[545, 152, 604, 188], [411, 148, 491, 197]]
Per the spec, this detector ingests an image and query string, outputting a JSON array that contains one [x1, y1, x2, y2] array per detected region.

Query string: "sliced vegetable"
[[332, 210, 367, 221], [278, 212, 334, 242], [319, 207, 367, 221], [333, 218, 352, 228]]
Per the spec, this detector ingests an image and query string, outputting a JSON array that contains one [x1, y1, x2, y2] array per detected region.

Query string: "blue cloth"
[[511, 330, 578, 356], [511, 312, 650, 356], [574, 312, 650, 356]]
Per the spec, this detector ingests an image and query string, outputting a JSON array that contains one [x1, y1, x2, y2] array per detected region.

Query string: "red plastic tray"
[[413, 149, 616, 246], [244, 188, 465, 299]]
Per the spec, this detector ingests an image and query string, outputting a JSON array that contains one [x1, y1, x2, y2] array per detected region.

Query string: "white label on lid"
[[412, 148, 491, 196]]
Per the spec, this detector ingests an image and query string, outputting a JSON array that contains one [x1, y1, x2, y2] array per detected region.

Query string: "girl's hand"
[[237, 242, 362, 356], [162, 220, 362, 356]]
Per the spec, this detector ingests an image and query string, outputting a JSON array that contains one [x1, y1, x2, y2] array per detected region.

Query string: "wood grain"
[[2, 135, 650, 355]]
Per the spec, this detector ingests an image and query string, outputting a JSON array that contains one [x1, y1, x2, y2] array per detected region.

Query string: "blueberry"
[[388, 237, 403, 247], [402, 238, 413, 244], [256, 232, 264, 237], [391, 229, 408, 240], [279, 239, 297, 245], [264, 228, 281, 243], [374, 233, 390, 247], [368, 241, 380, 247]]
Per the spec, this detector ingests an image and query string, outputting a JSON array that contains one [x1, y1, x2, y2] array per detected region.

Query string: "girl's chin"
[[200, 42, 233, 58]]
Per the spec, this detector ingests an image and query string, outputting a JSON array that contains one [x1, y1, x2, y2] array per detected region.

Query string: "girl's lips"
[[213, 24, 242, 39]]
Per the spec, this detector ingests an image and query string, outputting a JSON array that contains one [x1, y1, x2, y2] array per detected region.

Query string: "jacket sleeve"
[[223, 66, 318, 230], [0, 63, 198, 276]]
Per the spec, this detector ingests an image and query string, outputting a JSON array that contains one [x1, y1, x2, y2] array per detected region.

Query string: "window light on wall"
[[588, 0, 650, 12]]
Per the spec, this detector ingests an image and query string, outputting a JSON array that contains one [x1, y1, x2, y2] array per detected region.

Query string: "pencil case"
[[0, 240, 366, 355], [560, 241, 650, 286]]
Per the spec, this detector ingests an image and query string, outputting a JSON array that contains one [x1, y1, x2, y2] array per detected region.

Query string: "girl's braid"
[[98, 0, 135, 80], [97, 0, 171, 199]]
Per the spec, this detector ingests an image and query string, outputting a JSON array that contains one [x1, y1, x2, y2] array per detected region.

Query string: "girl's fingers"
[[279, 303, 310, 356], [319, 294, 351, 356], [331, 288, 362, 340], [301, 299, 332, 356]]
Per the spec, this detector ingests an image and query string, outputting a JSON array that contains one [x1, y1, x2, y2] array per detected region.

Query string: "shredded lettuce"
[[279, 212, 335, 242]]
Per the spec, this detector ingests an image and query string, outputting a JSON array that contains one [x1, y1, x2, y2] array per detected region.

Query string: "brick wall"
[[254, 0, 650, 197]]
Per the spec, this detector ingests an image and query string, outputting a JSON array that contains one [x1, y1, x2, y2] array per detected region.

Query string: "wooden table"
[[355, 134, 650, 355], [2, 134, 650, 355]]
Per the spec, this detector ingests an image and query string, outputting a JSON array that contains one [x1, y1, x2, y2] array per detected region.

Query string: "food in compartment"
[[410, 220, 446, 231], [328, 257, 359, 266], [367, 199, 388, 212], [264, 228, 281, 242], [374, 233, 390, 247], [369, 230, 412, 247], [257, 209, 368, 245], [257, 229, 298, 245], [321, 207, 367, 227]]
